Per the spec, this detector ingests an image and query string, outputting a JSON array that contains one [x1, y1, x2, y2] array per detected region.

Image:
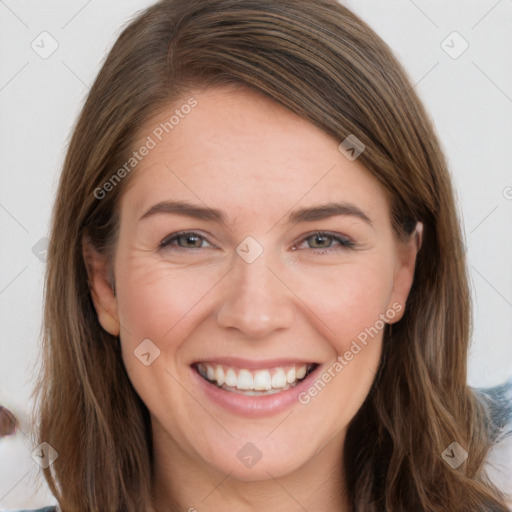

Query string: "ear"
[[82, 234, 120, 337], [386, 222, 423, 324]]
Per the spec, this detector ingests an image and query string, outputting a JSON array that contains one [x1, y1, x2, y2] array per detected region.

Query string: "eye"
[[293, 231, 355, 252], [159, 231, 212, 252], [158, 230, 355, 254]]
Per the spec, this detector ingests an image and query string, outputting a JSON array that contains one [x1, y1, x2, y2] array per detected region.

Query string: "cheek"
[[293, 260, 391, 426], [289, 256, 394, 353], [112, 255, 222, 425], [114, 255, 221, 347]]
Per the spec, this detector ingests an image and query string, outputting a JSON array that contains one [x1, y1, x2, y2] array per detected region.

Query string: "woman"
[[26, 0, 511, 510]]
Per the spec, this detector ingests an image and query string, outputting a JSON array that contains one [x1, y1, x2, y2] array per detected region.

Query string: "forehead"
[[120, 86, 390, 226]]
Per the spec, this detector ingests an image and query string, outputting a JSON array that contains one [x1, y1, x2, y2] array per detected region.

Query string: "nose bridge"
[[216, 247, 295, 337]]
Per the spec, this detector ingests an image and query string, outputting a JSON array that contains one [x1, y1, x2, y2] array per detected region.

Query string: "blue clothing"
[[11, 509, 57, 512]]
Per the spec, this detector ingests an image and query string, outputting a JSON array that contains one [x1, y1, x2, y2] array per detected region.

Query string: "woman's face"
[[86, 85, 420, 485]]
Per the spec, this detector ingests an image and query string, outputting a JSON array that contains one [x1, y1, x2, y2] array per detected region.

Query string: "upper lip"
[[192, 357, 319, 370]]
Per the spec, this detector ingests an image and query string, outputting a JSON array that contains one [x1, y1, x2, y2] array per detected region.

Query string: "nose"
[[216, 252, 295, 339]]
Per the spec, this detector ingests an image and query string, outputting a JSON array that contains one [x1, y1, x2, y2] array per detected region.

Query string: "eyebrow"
[[139, 200, 374, 227]]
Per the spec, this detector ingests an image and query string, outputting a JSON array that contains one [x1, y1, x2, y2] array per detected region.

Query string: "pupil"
[[312, 234, 329, 248], [182, 235, 200, 247]]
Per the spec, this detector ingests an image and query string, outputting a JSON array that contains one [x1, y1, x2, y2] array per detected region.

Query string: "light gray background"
[[1, 0, 511, 508]]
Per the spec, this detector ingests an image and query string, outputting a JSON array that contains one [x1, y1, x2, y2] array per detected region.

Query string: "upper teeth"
[[197, 362, 311, 392]]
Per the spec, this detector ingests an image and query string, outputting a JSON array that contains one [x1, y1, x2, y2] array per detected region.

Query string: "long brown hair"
[[33, 0, 511, 510]]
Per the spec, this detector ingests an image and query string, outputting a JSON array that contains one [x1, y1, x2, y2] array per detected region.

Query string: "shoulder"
[[473, 375, 512, 499], [473, 374, 512, 440]]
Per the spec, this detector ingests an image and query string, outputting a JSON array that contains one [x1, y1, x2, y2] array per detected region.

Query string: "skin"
[[84, 85, 422, 511]]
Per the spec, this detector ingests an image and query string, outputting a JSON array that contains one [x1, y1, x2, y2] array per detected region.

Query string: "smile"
[[194, 362, 318, 396]]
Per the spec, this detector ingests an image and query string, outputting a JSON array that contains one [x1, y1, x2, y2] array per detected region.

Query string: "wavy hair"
[[33, 0, 511, 510]]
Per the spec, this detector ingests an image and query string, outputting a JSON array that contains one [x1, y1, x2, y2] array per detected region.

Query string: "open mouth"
[[193, 362, 319, 396]]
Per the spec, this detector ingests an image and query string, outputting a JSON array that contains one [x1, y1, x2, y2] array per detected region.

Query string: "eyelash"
[[158, 231, 356, 254]]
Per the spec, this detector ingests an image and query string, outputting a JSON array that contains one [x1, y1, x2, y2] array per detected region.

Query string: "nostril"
[[0, 405, 18, 437]]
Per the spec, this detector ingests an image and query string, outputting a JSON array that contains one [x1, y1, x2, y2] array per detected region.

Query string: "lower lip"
[[190, 364, 322, 418]]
